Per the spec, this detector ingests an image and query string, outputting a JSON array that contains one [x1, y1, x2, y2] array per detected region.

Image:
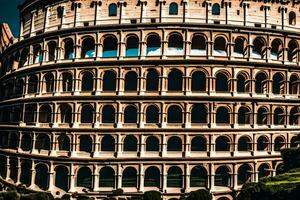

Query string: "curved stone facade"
[[1, 0, 300, 199]]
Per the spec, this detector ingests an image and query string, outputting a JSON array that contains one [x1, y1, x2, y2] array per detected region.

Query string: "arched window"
[[214, 37, 227, 56], [77, 167, 92, 189], [124, 105, 138, 123], [146, 136, 159, 151], [144, 166, 160, 187], [234, 37, 245, 57], [123, 135, 138, 151], [35, 133, 51, 151], [28, 75, 38, 94], [289, 107, 299, 125], [122, 167, 137, 187], [79, 135, 93, 153], [146, 105, 159, 123], [212, 3, 220, 15], [81, 72, 94, 91], [103, 36, 118, 57], [253, 37, 266, 59], [44, 73, 54, 93], [58, 135, 70, 151], [237, 74, 248, 93], [103, 71, 116, 91], [15, 79, 24, 96], [8, 132, 19, 149], [169, 2, 178, 15], [291, 136, 299, 148], [216, 136, 230, 151], [191, 104, 207, 123], [258, 164, 270, 179], [257, 107, 268, 125], [191, 71, 206, 92], [190, 166, 207, 187], [274, 107, 285, 125], [238, 164, 251, 185], [9, 158, 18, 182], [63, 38, 74, 59], [0, 156, 7, 179], [168, 69, 183, 91], [125, 71, 138, 91], [62, 72, 73, 92], [102, 105, 115, 123], [216, 107, 230, 124], [168, 33, 183, 54], [255, 72, 268, 94], [191, 35, 206, 55], [19, 48, 29, 68], [109, 3, 117, 16], [146, 34, 161, 56], [39, 105, 52, 123], [20, 160, 31, 186], [55, 165, 69, 191], [35, 164, 49, 190], [257, 136, 269, 151], [126, 36, 139, 57], [238, 107, 250, 125], [21, 133, 32, 151], [289, 11, 296, 25], [101, 135, 115, 151], [216, 73, 229, 92], [238, 136, 251, 151], [167, 136, 182, 151], [167, 166, 183, 188], [48, 41, 57, 61], [146, 69, 159, 91], [274, 137, 285, 151], [33, 44, 43, 64], [60, 104, 72, 123], [24, 105, 36, 123], [191, 136, 207, 151], [271, 39, 283, 60], [99, 167, 115, 187], [215, 166, 230, 186], [289, 74, 299, 95], [81, 105, 94, 123], [288, 40, 298, 62], [272, 73, 284, 94], [167, 105, 182, 123], [81, 37, 95, 58]]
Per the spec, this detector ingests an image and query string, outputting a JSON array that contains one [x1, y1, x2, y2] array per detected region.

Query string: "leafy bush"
[[281, 148, 300, 172], [185, 189, 212, 200], [143, 191, 161, 200], [0, 190, 19, 200]]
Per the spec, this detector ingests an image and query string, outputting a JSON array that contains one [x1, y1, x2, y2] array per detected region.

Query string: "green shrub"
[[143, 191, 161, 200], [185, 189, 212, 200], [0, 190, 19, 200]]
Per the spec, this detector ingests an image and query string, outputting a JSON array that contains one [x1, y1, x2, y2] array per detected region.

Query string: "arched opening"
[[253, 37, 266, 59], [77, 167, 92, 189], [257, 136, 269, 151], [81, 105, 94, 123], [146, 136, 159, 151], [35, 133, 51, 151], [168, 33, 183, 54], [102, 105, 115, 123], [28, 75, 38, 94], [274, 107, 285, 125], [122, 167, 137, 187], [270, 39, 283, 60], [63, 38, 74, 59], [216, 136, 230, 151], [238, 107, 250, 125], [19, 48, 29, 67], [289, 74, 299, 94], [39, 105, 52, 123], [289, 11, 296, 25], [101, 135, 115, 151], [24, 105, 36, 123], [33, 44, 43, 64], [62, 72, 73, 92], [272, 73, 284, 95], [60, 104, 72, 123], [291, 136, 299, 148], [255, 72, 268, 94], [190, 166, 207, 187], [169, 2, 178, 15], [103, 71, 116, 91], [58, 135, 70, 151], [109, 3, 117, 16], [289, 107, 299, 125], [146, 34, 161, 56], [216, 107, 230, 124], [216, 72, 229, 92], [258, 164, 270, 179], [288, 40, 298, 62], [55, 165, 69, 191], [191, 71, 206, 92], [144, 166, 160, 187], [20, 160, 31, 186], [35, 164, 49, 190], [103, 36, 118, 57], [238, 136, 252, 151], [257, 107, 268, 125], [0, 156, 7, 179], [15, 79, 24, 96], [191, 35, 206, 55], [167, 166, 183, 188], [238, 164, 251, 185], [21, 133, 32, 151], [191, 104, 207, 123], [146, 105, 159, 123], [124, 105, 137, 123], [9, 132, 19, 149], [274, 137, 285, 151], [167, 105, 182, 123], [81, 72, 94, 91], [100, 167, 115, 187], [123, 135, 138, 151], [44, 73, 54, 93], [81, 37, 95, 58], [215, 166, 230, 187], [168, 69, 183, 91], [234, 37, 245, 57], [146, 69, 159, 91], [9, 158, 18, 182], [126, 36, 139, 57], [47, 41, 57, 61], [214, 37, 227, 56], [125, 71, 138, 91], [191, 136, 207, 151], [212, 3, 220, 15], [167, 136, 182, 151], [79, 135, 93, 153], [237, 73, 249, 93]]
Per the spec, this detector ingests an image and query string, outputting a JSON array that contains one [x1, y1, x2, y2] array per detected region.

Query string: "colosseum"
[[1, 0, 300, 199]]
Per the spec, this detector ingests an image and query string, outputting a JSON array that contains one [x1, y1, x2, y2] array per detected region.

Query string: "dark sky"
[[0, 0, 22, 36]]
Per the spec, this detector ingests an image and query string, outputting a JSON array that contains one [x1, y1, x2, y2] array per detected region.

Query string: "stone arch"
[[122, 167, 137, 187], [289, 11, 296, 25], [146, 136, 160, 151], [238, 164, 252, 185], [270, 39, 283, 60], [125, 34, 139, 57], [61, 72, 73, 92], [77, 167, 93, 189], [216, 136, 231, 151], [274, 136, 285, 151], [103, 70, 117, 91], [101, 135, 115, 152], [191, 136, 207, 151], [237, 71, 250, 93], [216, 106, 230, 124], [9, 158, 18, 182], [81, 37, 95, 58], [33, 44, 43, 64], [108, 3, 117, 16], [79, 135, 93, 153], [291, 136, 300, 147], [123, 135, 138, 151], [191, 104, 208, 123], [81, 71, 94, 91], [257, 135, 270, 151], [124, 105, 138, 123], [253, 37, 267, 59], [212, 3, 221, 15], [20, 159, 31, 186], [190, 166, 208, 187], [24, 104, 36, 123], [168, 32, 184, 54], [63, 38, 74, 59], [290, 107, 300, 125], [55, 165, 69, 191], [19, 47, 29, 68], [238, 106, 251, 125], [146, 105, 159, 123], [146, 69, 159, 91], [258, 163, 271, 179], [43, 73, 54, 93], [125, 71, 138, 91], [288, 40, 298, 62], [257, 106, 268, 125], [0, 156, 6, 179], [99, 166, 115, 187], [289, 74, 299, 94], [234, 37, 246, 57], [167, 166, 183, 188], [214, 36, 227, 56], [102, 105, 115, 123], [168, 69, 183, 91], [144, 166, 160, 188], [60, 104, 73, 123], [21, 133, 32, 151], [191, 70, 207, 92], [167, 136, 182, 151], [39, 104, 52, 123], [47, 41, 57, 61], [255, 71, 268, 94], [167, 105, 182, 123], [272, 72, 285, 94], [274, 107, 285, 125], [35, 133, 51, 151], [215, 166, 231, 187], [102, 35, 118, 57], [35, 163, 49, 190], [169, 2, 178, 15], [146, 33, 161, 56], [238, 136, 252, 151], [191, 34, 206, 55], [81, 104, 94, 123], [27, 74, 38, 94], [215, 71, 230, 92], [58, 134, 71, 151]]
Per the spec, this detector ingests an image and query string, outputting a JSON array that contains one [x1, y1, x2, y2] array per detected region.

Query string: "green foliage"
[[0, 190, 19, 200], [143, 191, 161, 200], [281, 148, 300, 172], [21, 192, 53, 200], [112, 189, 124, 196], [185, 189, 212, 200]]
